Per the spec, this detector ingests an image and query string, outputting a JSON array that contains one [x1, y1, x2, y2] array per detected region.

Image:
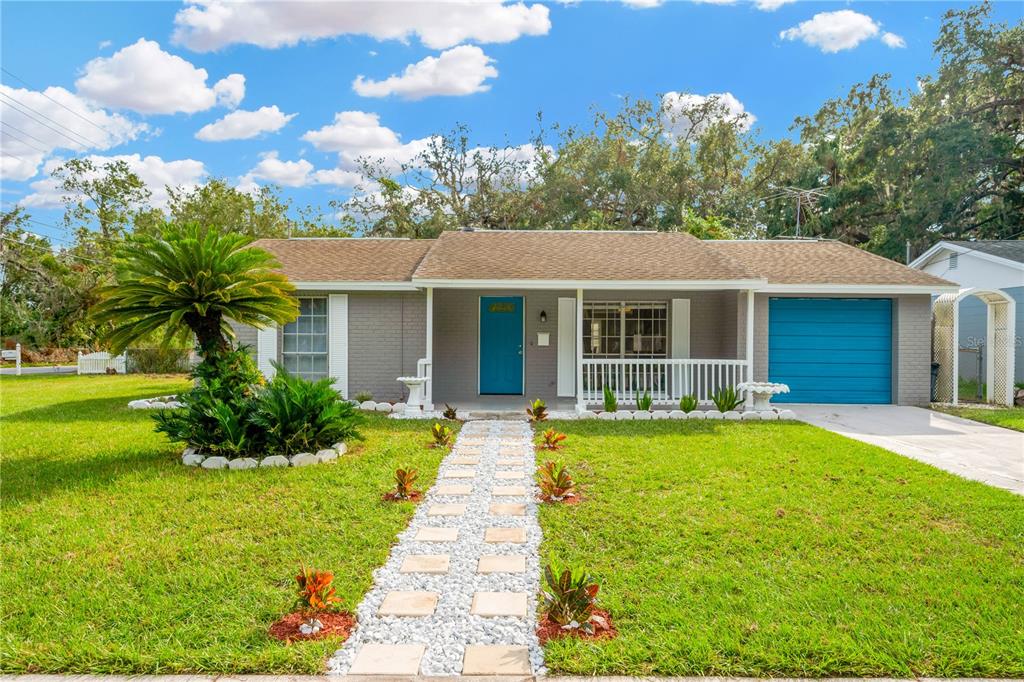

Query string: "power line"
[[1, 67, 112, 137], [1, 120, 53, 150], [0, 91, 102, 149], [1, 128, 49, 155]]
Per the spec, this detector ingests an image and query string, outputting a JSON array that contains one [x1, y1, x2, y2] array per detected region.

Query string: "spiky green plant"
[[635, 389, 653, 411], [602, 384, 618, 413], [90, 223, 298, 357], [711, 386, 744, 412], [679, 394, 698, 413]]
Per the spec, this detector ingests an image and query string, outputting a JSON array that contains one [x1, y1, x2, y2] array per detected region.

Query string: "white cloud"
[[173, 0, 551, 52], [301, 110, 434, 171], [75, 38, 245, 114], [311, 168, 362, 187], [238, 151, 313, 188], [881, 31, 906, 48], [22, 154, 206, 209], [621, 0, 664, 8], [353, 45, 498, 100], [661, 91, 755, 139], [779, 10, 881, 53], [0, 84, 145, 181], [195, 105, 296, 141], [755, 0, 796, 10]]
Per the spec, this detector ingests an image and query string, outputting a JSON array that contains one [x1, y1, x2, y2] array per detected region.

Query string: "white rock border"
[[181, 442, 348, 469], [128, 395, 183, 409]]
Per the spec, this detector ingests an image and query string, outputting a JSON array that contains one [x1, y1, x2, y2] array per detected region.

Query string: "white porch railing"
[[581, 358, 749, 406]]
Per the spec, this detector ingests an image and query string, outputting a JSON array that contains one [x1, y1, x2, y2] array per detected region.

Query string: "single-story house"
[[910, 240, 1023, 384], [232, 230, 958, 410]]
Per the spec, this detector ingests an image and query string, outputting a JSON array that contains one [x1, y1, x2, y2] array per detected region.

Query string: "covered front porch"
[[413, 285, 756, 413]]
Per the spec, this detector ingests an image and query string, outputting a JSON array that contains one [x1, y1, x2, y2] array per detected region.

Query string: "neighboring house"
[[234, 230, 957, 409], [910, 240, 1024, 383]]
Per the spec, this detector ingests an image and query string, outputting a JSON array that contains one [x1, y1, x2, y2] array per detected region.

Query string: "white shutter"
[[328, 294, 349, 397], [256, 324, 278, 379], [557, 297, 576, 397], [671, 299, 691, 358]]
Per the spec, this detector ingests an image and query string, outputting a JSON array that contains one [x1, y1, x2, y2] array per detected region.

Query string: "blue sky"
[[2, 1, 1020, 240]]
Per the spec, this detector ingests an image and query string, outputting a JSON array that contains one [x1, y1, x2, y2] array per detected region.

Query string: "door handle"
[[518, 344, 523, 356]]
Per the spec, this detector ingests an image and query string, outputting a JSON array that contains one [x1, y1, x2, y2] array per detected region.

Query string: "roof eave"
[[411, 277, 768, 290]]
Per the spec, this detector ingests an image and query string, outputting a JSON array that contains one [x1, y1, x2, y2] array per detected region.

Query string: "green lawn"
[[932, 405, 1024, 432], [0, 375, 446, 673], [538, 419, 1024, 678]]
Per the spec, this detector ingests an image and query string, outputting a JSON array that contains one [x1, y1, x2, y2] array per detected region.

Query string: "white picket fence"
[[77, 351, 127, 375]]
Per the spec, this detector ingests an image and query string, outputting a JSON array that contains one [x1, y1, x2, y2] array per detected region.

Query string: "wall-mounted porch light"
[[539, 310, 547, 323]]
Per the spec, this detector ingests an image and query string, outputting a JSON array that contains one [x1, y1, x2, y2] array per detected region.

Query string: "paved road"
[[0, 365, 77, 376], [793, 404, 1024, 495]]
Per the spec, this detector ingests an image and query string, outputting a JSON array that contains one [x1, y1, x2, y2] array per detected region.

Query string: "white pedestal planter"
[[396, 376, 428, 416], [737, 382, 790, 411]]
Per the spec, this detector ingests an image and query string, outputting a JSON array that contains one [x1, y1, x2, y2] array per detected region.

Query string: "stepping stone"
[[350, 643, 426, 675], [415, 527, 458, 542], [459, 438, 486, 445], [400, 554, 450, 574], [495, 470, 525, 479], [470, 591, 529, 617], [434, 483, 473, 496], [378, 591, 438, 616], [484, 526, 527, 543], [456, 447, 482, 456], [499, 447, 528, 455], [462, 645, 532, 675], [443, 469, 475, 479], [497, 458, 523, 466], [427, 503, 466, 516], [450, 456, 479, 465], [490, 502, 526, 516], [477, 554, 527, 573], [493, 485, 527, 496]]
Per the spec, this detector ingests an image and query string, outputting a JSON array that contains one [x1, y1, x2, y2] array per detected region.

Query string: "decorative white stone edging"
[[580, 409, 797, 421], [181, 442, 347, 470], [328, 420, 544, 676], [128, 395, 183, 409]]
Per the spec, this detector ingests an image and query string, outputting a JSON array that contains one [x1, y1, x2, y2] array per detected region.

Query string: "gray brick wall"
[[348, 292, 427, 402], [753, 293, 933, 406], [228, 320, 258, 356]]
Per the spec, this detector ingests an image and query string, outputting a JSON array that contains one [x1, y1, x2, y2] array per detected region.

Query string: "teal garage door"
[[769, 298, 892, 404]]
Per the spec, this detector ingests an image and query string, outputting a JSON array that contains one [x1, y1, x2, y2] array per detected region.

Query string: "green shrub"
[[354, 391, 373, 403], [250, 365, 363, 457], [635, 389, 652, 411], [679, 394, 698, 413], [711, 386, 744, 412], [126, 347, 192, 374], [602, 384, 618, 413]]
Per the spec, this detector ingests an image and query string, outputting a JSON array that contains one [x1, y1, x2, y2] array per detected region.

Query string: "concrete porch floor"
[[430, 396, 578, 418]]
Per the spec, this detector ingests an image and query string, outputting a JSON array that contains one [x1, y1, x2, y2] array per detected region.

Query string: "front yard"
[[538, 419, 1024, 677], [0, 375, 446, 673], [932, 404, 1024, 432]]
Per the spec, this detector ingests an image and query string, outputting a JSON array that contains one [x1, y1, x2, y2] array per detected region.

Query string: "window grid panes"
[[582, 302, 668, 359], [282, 297, 329, 380]]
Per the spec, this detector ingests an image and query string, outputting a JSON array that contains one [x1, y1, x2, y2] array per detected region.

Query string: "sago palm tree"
[[91, 223, 298, 357]]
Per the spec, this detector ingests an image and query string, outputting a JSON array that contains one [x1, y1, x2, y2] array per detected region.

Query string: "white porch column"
[[576, 288, 584, 413], [425, 286, 434, 411], [745, 289, 755, 408]]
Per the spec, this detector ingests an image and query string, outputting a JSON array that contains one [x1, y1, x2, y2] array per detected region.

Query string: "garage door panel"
[[770, 336, 893, 352], [770, 362, 892, 379], [769, 298, 892, 404]]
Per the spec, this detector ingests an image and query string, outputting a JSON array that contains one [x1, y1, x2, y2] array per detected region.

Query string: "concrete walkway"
[[328, 420, 543, 676], [793, 404, 1024, 495]]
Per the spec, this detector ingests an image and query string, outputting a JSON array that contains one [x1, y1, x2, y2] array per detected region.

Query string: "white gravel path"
[[327, 419, 545, 676]]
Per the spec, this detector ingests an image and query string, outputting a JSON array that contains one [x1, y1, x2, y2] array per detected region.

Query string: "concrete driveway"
[[792, 404, 1024, 495]]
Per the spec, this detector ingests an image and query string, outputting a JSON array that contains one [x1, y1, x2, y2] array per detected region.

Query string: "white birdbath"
[[737, 381, 790, 411], [397, 376, 429, 415]]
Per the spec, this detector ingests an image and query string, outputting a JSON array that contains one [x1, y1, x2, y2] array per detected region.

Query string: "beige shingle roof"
[[412, 230, 760, 281], [704, 240, 955, 286], [252, 238, 433, 282]]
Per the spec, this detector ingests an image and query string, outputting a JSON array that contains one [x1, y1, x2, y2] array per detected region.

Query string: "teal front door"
[[479, 296, 524, 394]]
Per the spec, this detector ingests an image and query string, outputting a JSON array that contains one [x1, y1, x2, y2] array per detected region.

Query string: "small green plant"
[[635, 389, 653, 411], [354, 391, 374, 403], [537, 460, 577, 499], [602, 384, 618, 413], [527, 398, 548, 422], [679, 394, 698, 413], [295, 564, 340, 613], [429, 422, 454, 448], [539, 428, 567, 451], [542, 555, 601, 632], [711, 386, 743, 412], [442, 403, 459, 420], [391, 467, 420, 500]]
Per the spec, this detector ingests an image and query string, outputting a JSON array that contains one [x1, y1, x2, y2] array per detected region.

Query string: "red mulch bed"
[[268, 611, 355, 643], [536, 609, 617, 644], [382, 490, 423, 502], [538, 494, 581, 505]]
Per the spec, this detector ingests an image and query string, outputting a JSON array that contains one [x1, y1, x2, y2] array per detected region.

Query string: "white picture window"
[[582, 302, 667, 359], [282, 297, 328, 380]]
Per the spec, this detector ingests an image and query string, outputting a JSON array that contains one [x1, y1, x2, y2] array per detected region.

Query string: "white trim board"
[[759, 283, 959, 295], [910, 242, 1024, 272], [292, 281, 419, 291]]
